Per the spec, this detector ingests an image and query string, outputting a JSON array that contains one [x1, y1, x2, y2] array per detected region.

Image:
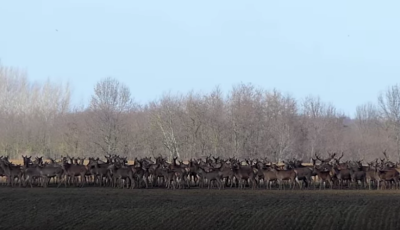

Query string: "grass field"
[[1, 188, 400, 230]]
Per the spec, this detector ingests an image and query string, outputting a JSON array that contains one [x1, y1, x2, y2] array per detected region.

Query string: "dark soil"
[[1, 188, 400, 230]]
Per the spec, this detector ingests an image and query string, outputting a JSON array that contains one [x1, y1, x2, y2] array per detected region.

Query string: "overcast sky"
[[1, 1, 399, 117]]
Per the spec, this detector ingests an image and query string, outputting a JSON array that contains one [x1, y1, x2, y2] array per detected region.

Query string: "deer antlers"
[[314, 153, 331, 163], [337, 152, 344, 161], [314, 151, 344, 164], [382, 149, 390, 161]]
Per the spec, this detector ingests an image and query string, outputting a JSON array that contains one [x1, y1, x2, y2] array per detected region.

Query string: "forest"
[[1, 63, 399, 162]]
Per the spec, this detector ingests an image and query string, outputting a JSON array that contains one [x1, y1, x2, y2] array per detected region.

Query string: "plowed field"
[[1, 188, 400, 230]]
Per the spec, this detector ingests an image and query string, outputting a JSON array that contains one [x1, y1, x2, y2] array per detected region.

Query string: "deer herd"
[[0, 151, 399, 190]]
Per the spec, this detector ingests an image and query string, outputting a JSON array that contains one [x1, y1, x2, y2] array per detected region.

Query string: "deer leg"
[[293, 179, 297, 190], [29, 177, 34, 188], [57, 176, 62, 188], [24, 175, 29, 187], [64, 175, 67, 188], [144, 175, 149, 189], [118, 177, 123, 189]]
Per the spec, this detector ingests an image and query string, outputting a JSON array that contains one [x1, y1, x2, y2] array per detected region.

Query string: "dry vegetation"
[[1, 63, 400, 163], [3, 63, 400, 229]]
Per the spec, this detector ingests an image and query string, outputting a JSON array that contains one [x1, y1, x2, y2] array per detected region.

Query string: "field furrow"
[[1, 188, 400, 229]]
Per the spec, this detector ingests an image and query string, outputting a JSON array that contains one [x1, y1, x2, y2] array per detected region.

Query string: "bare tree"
[[301, 95, 327, 159], [151, 93, 183, 160], [4, 61, 400, 162], [0, 63, 71, 158], [181, 91, 209, 158], [352, 103, 388, 160], [88, 77, 135, 155], [204, 86, 228, 157], [378, 84, 400, 160], [265, 89, 298, 162]]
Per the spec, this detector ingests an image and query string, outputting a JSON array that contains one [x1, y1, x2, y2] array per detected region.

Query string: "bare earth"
[[1, 187, 400, 230]]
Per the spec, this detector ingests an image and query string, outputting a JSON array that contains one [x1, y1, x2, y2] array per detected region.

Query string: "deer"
[[347, 160, 366, 189], [32, 156, 44, 166], [231, 161, 256, 189], [131, 158, 149, 189], [314, 152, 338, 165], [147, 159, 167, 188], [60, 157, 87, 187], [108, 162, 135, 189], [365, 161, 380, 190], [0, 158, 22, 187], [159, 164, 177, 189], [289, 160, 313, 189], [186, 159, 200, 187], [376, 159, 399, 190], [39, 165, 64, 188], [21, 155, 49, 187], [196, 165, 224, 189], [271, 163, 296, 190], [311, 158, 333, 189], [171, 159, 189, 189], [259, 163, 278, 189], [0, 165, 5, 185], [87, 158, 110, 187]]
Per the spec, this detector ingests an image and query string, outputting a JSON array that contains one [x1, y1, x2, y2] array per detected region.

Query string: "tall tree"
[[151, 93, 183, 160], [265, 90, 298, 162], [88, 77, 135, 155], [301, 95, 334, 159], [378, 84, 400, 160]]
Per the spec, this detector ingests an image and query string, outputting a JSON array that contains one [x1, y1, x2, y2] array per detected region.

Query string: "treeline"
[[1, 63, 399, 162]]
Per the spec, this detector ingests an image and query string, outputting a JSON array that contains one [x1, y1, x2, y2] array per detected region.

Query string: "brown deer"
[[61, 157, 87, 187], [0, 158, 22, 187], [160, 164, 177, 189], [196, 166, 223, 189], [348, 160, 366, 189], [272, 164, 296, 190], [232, 161, 256, 189], [376, 163, 399, 190], [365, 161, 380, 190], [260, 164, 278, 189], [131, 158, 149, 189], [87, 158, 110, 187], [311, 158, 333, 189], [108, 163, 135, 189], [290, 160, 313, 189]]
